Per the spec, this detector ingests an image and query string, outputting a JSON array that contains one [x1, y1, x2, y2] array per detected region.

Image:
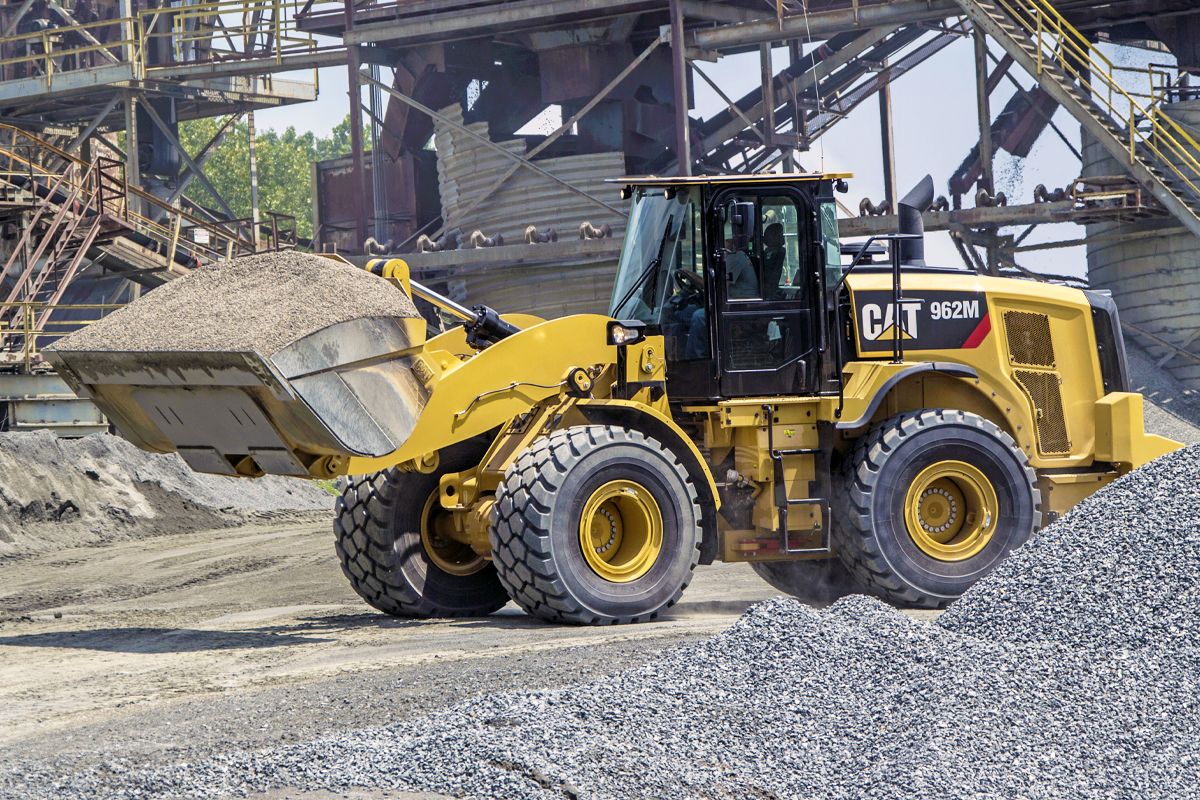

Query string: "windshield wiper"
[[612, 221, 674, 317]]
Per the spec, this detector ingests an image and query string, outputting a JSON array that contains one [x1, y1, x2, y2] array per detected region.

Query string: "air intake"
[[1014, 369, 1070, 455], [1004, 311, 1056, 368]]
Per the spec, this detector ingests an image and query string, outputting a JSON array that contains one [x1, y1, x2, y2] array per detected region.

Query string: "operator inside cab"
[[610, 179, 827, 399]]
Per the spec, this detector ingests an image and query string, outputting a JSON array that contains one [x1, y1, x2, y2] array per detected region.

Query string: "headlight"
[[607, 320, 647, 346]]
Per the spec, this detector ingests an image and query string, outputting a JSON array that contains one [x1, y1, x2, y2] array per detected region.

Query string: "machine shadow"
[[0, 627, 334, 654]]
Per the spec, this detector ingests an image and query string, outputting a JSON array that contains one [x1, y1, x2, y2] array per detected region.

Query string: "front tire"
[[835, 409, 1040, 608], [490, 425, 702, 624], [334, 445, 510, 618]]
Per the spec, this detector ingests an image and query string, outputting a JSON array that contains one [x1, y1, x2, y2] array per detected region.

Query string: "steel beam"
[[699, 25, 896, 156], [248, 111, 261, 249], [140, 100, 237, 221], [345, 0, 369, 248], [66, 95, 122, 155], [342, 0, 661, 47], [670, 0, 692, 176], [838, 200, 1075, 238], [692, 0, 959, 50], [145, 50, 346, 82], [691, 62, 766, 145], [2, 0, 36, 36], [164, 113, 243, 208], [362, 71, 628, 218], [878, 57, 897, 208], [123, 91, 141, 217], [974, 29, 995, 196]]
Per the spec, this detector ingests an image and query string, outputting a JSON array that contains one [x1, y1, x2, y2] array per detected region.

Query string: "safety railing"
[[992, 0, 1200, 200], [0, 1, 344, 90], [0, 124, 270, 267], [139, 0, 343, 70], [227, 211, 299, 250], [0, 15, 140, 86], [0, 302, 123, 372]]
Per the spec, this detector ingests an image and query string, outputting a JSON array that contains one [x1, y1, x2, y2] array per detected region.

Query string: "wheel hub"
[[578, 480, 663, 583], [904, 461, 998, 562], [420, 491, 488, 577]]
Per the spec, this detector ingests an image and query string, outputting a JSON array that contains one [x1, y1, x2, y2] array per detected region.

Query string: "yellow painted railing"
[[0, 16, 142, 88], [993, 0, 1200, 200], [0, 302, 123, 371], [0, 0, 344, 88]]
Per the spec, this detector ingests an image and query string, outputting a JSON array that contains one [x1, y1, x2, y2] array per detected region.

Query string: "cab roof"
[[613, 172, 852, 187]]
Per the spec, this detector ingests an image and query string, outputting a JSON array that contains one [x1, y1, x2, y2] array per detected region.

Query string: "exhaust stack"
[[897, 174, 934, 266]]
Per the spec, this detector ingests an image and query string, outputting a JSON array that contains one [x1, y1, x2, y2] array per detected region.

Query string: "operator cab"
[[608, 173, 848, 401]]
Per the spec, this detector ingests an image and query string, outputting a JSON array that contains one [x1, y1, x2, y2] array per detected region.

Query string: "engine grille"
[[1004, 311, 1056, 368], [1014, 369, 1070, 454]]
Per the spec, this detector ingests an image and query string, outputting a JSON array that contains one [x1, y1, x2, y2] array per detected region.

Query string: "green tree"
[[177, 115, 366, 241]]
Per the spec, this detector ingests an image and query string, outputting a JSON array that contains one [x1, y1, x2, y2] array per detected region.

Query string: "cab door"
[[711, 188, 820, 398]]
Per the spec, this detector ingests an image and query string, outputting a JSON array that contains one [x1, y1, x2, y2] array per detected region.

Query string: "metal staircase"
[[954, 0, 1200, 238]]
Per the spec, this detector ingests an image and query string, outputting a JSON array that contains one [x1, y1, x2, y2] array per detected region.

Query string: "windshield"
[[609, 188, 693, 322]]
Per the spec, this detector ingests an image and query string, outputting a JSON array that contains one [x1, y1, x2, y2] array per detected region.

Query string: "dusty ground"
[[0, 517, 873, 796]]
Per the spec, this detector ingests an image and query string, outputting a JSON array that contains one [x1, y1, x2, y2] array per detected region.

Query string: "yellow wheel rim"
[[578, 480, 664, 583], [903, 461, 999, 562], [419, 491, 487, 577]]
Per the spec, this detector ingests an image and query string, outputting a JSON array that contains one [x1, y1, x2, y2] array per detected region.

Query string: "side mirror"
[[729, 201, 756, 245]]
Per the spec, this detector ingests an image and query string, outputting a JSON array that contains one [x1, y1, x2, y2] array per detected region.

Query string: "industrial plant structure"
[[0, 0, 1198, 430]]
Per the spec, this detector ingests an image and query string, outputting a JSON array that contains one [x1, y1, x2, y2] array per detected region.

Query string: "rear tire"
[[490, 425, 702, 624], [334, 443, 509, 618], [834, 409, 1040, 608], [750, 558, 862, 604]]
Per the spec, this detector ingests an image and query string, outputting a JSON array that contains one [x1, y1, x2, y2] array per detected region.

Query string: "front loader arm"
[[345, 314, 621, 475]]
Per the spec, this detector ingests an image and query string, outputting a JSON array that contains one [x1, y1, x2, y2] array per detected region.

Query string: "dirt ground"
[[0, 516, 850, 795]]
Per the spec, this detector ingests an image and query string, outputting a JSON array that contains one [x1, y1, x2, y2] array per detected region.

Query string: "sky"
[[254, 34, 1164, 279]]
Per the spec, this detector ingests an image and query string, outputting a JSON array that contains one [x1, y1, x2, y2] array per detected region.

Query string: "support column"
[[345, 0, 370, 249], [248, 111, 261, 250], [878, 59, 897, 209], [123, 91, 141, 218], [118, 0, 134, 63], [974, 29, 994, 195], [369, 62, 387, 242], [668, 0, 691, 177], [973, 28, 997, 274]]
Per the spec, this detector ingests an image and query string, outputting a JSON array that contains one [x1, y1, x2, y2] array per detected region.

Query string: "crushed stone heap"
[[938, 443, 1200, 651], [19, 447, 1199, 799], [48, 252, 420, 357], [0, 431, 330, 560]]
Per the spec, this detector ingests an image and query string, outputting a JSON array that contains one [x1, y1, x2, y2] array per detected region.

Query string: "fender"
[[835, 362, 979, 430]]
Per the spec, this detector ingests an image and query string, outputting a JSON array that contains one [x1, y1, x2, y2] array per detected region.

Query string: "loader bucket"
[[48, 313, 429, 477]]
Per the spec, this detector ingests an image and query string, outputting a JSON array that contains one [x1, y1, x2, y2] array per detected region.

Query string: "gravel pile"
[[0, 430, 329, 560], [48, 252, 419, 356], [7, 447, 1198, 799], [939, 443, 1200, 651]]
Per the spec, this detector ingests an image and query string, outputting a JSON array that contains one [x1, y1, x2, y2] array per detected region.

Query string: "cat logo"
[[861, 299, 925, 341]]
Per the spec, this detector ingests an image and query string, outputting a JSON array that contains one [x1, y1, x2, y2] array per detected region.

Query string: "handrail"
[[0, 0, 344, 86], [0, 124, 264, 264], [991, 0, 1200, 201], [0, 301, 124, 371]]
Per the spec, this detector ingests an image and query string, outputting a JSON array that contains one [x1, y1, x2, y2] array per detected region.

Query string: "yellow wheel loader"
[[48, 172, 1180, 623]]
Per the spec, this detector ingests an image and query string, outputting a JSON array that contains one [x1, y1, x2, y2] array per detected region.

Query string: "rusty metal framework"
[[0, 0, 325, 384], [309, 0, 1200, 383]]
